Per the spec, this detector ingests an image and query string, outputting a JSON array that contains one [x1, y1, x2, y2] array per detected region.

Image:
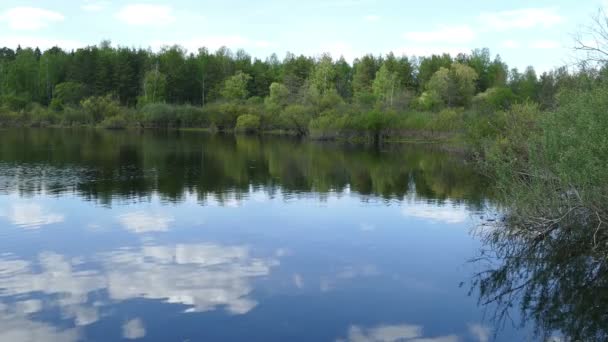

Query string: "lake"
[[0, 129, 528, 341]]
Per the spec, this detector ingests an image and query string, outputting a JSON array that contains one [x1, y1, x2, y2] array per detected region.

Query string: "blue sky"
[[0, 0, 604, 71]]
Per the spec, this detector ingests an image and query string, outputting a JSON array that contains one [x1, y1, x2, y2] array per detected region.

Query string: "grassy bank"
[[0, 96, 512, 147]]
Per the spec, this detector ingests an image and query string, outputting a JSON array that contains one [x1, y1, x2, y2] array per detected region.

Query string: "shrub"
[[0, 108, 20, 126], [279, 105, 313, 135], [432, 108, 464, 132], [139, 103, 176, 128], [235, 114, 261, 133], [81, 95, 122, 123], [176, 105, 206, 127], [414, 91, 443, 111], [204, 103, 241, 130], [100, 115, 128, 129], [28, 103, 58, 127], [61, 106, 92, 126], [1, 94, 29, 111], [472, 87, 518, 114]]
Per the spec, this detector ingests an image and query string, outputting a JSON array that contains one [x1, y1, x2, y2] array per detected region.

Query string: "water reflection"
[[0, 305, 79, 342], [338, 322, 490, 342], [0, 243, 278, 333], [472, 216, 608, 341], [104, 244, 278, 314], [0, 201, 64, 229], [402, 200, 469, 224], [122, 318, 146, 340], [0, 129, 514, 341], [117, 211, 175, 233], [0, 129, 489, 207]]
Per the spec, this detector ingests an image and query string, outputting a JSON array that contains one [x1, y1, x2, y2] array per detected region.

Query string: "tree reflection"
[[472, 215, 608, 341], [0, 129, 489, 207]]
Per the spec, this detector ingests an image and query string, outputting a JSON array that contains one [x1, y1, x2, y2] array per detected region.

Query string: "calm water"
[[0, 129, 528, 341]]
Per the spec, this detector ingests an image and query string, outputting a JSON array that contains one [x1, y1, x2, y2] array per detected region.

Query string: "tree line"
[[0, 42, 556, 107], [0, 42, 581, 137]]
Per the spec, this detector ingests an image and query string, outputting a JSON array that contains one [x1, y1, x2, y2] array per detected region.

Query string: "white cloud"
[[501, 40, 521, 49], [364, 15, 381, 22], [0, 7, 64, 31], [402, 202, 468, 224], [479, 8, 563, 31], [118, 211, 174, 233], [115, 4, 175, 27], [82, 1, 109, 12], [404, 25, 476, 44], [529, 40, 561, 49], [1, 203, 64, 229], [123, 319, 146, 340]]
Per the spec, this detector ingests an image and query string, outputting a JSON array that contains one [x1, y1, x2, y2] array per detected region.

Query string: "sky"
[[0, 0, 604, 72]]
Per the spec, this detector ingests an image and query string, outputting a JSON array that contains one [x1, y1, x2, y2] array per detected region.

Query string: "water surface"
[[0, 129, 526, 341]]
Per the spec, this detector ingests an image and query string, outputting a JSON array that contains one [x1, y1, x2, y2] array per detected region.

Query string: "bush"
[[394, 111, 433, 131], [414, 91, 443, 111], [100, 115, 128, 129], [279, 105, 313, 135], [432, 108, 464, 132], [1, 94, 29, 111], [176, 105, 206, 127], [27, 103, 58, 127], [204, 103, 242, 130], [139, 103, 176, 128], [61, 106, 92, 126], [235, 114, 261, 133], [81, 95, 122, 123], [0, 108, 20, 126], [472, 87, 518, 114]]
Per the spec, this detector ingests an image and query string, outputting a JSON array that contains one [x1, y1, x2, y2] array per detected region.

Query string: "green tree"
[[266, 82, 290, 107], [52, 82, 87, 110], [221, 71, 252, 100], [426, 63, 478, 108], [352, 54, 380, 98], [417, 53, 453, 91], [310, 54, 336, 95], [372, 64, 399, 107], [141, 67, 167, 105], [7, 48, 40, 101]]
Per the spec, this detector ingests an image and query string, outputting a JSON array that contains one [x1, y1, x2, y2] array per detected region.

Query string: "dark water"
[[0, 129, 528, 341]]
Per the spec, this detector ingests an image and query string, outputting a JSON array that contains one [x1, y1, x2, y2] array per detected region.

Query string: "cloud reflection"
[[0, 242, 279, 334], [118, 211, 175, 233], [339, 322, 493, 342], [123, 318, 146, 340], [105, 244, 278, 314], [402, 202, 468, 224], [0, 304, 79, 342], [1, 203, 64, 229], [338, 323, 459, 342]]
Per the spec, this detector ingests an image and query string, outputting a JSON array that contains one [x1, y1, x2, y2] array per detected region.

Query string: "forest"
[[0, 41, 572, 141]]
